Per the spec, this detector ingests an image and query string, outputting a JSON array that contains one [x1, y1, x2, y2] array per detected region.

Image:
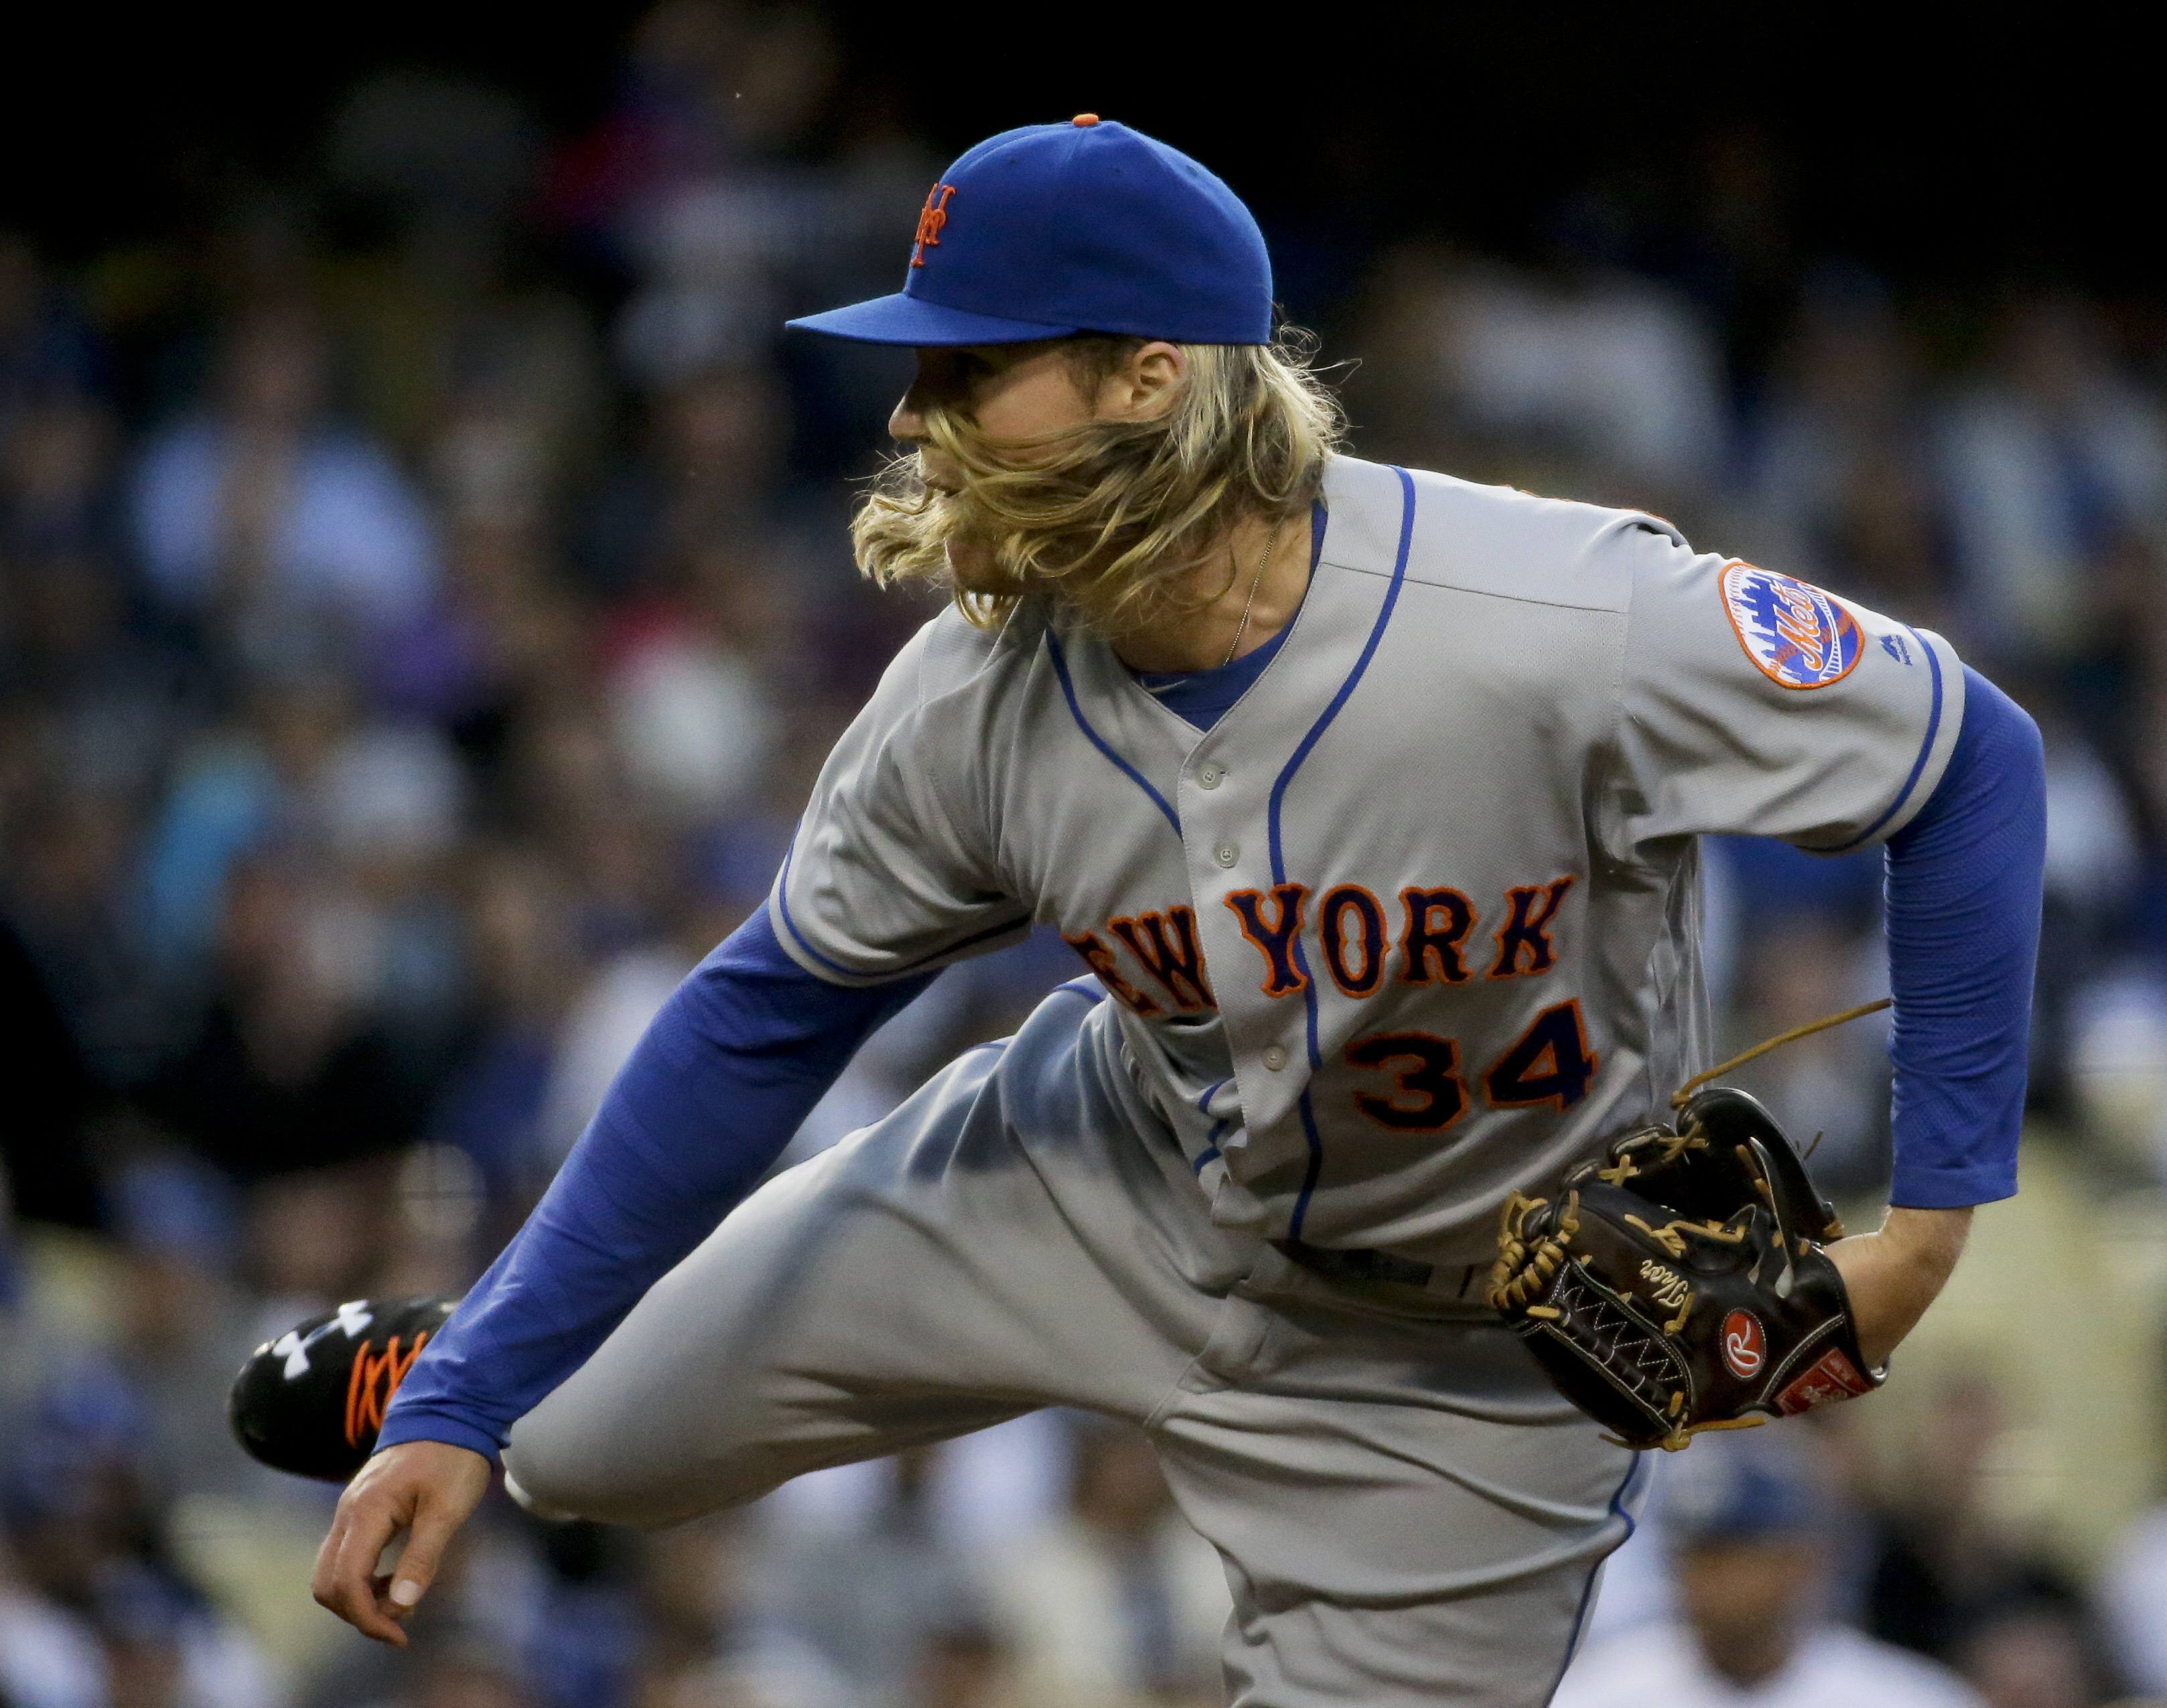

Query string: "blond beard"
[[856, 465, 1019, 598], [942, 529, 1003, 593], [853, 437, 1235, 637]]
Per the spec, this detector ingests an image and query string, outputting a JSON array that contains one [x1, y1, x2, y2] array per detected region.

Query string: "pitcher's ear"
[[1099, 341, 1188, 421]]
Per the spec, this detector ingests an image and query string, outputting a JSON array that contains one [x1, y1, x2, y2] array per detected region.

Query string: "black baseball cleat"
[[228, 1296, 458, 1482]]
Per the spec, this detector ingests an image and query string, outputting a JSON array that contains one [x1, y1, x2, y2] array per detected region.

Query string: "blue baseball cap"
[[786, 116, 1273, 347]]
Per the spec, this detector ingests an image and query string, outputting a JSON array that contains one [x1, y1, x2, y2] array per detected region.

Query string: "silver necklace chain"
[[1220, 515, 1285, 668]]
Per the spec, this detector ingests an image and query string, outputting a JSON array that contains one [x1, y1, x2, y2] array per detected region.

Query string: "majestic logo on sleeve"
[[1720, 563, 1863, 689]]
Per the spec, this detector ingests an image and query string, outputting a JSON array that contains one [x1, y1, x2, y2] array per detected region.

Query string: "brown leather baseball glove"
[[1488, 1086, 1882, 1451]]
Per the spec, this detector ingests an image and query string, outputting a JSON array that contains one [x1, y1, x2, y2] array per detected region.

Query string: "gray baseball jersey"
[[508, 451, 1961, 1705], [772, 453, 1962, 1271]]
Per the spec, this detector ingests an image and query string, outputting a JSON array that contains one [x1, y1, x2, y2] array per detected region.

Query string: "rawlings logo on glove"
[[1721, 1311, 1764, 1378]]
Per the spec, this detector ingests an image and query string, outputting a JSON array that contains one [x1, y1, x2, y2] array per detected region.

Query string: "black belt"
[[1272, 1237, 1435, 1289]]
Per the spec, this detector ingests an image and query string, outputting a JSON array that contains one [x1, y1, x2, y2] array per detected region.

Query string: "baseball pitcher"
[[307, 119, 2046, 1705]]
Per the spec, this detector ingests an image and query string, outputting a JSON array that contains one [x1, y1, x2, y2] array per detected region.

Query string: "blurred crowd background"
[[1, 5, 2165, 1705]]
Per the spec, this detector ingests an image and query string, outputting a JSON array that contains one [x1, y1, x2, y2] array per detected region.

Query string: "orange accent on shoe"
[[344, 1331, 433, 1448]]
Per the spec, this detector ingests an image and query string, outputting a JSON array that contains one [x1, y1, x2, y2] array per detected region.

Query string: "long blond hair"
[[851, 328, 1346, 638]]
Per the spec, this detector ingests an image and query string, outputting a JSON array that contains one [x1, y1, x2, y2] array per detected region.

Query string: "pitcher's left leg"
[[1147, 1254, 1644, 1707]]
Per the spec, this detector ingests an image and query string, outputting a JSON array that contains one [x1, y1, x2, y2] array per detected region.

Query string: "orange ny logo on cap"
[[911, 183, 957, 267]]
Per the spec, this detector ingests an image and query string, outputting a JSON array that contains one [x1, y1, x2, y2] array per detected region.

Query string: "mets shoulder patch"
[[1720, 561, 1864, 690]]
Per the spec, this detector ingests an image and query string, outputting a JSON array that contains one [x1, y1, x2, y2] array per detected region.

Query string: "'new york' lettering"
[[1072, 875, 1580, 1009]]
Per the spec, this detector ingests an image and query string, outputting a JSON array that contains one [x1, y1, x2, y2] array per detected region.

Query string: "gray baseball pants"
[[504, 985, 1642, 1707]]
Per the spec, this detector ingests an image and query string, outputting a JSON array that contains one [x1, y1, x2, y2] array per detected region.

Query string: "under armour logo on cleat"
[[271, 1299, 376, 1379]]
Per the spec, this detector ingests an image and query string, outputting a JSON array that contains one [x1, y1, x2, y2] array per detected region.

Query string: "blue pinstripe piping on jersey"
[[1546, 1454, 1649, 1700], [1190, 1079, 1233, 1175], [774, 842, 1032, 983], [1268, 466, 1417, 1240], [1044, 631, 1183, 835], [1824, 626, 1945, 854], [1054, 976, 1107, 1004]]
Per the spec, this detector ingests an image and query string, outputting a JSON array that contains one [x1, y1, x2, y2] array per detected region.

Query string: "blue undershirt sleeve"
[[1880, 665, 2046, 1209], [376, 908, 936, 1461]]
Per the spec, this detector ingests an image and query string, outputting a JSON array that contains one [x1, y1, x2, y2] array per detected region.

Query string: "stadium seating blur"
[[1, 8, 2164, 1704]]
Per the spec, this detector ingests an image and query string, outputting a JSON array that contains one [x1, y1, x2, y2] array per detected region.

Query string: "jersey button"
[[1213, 841, 1239, 867], [1262, 1045, 1289, 1071], [1198, 763, 1226, 790]]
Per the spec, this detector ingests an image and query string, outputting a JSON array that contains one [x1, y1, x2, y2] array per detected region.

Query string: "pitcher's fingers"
[[313, 1496, 409, 1645], [380, 1486, 465, 1620], [306, 1506, 356, 1618]]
